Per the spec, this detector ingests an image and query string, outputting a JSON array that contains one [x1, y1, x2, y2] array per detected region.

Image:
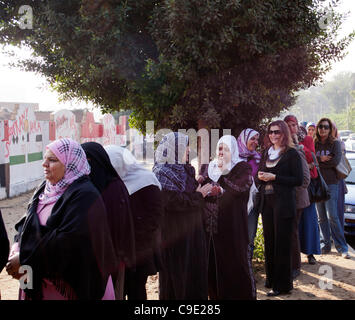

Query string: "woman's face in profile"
[[42, 149, 66, 184]]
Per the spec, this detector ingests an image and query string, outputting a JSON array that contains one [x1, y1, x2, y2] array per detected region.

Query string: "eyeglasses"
[[268, 130, 281, 135], [318, 124, 330, 130]]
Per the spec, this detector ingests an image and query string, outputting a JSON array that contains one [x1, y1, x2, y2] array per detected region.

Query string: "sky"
[[0, 0, 354, 120]]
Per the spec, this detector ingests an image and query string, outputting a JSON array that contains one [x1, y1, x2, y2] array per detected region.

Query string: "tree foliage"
[[0, 0, 353, 135]]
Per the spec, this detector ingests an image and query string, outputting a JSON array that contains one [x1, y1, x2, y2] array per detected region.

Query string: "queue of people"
[[0, 115, 351, 300]]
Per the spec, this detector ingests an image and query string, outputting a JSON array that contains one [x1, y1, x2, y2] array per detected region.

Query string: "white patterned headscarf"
[[208, 135, 242, 182], [39, 138, 91, 205]]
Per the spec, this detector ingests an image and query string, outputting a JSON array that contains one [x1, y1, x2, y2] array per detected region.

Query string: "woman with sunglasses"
[[256, 120, 303, 297], [314, 118, 349, 258]]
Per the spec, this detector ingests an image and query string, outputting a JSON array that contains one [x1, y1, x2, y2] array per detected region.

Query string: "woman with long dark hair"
[[314, 118, 349, 258], [257, 120, 303, 297]]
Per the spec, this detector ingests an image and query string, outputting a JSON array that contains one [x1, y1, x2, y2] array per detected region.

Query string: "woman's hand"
[[196, 184, 213, 198], [6, 253, 22, 280], [258, 171, 276, 182], [209, 185, 222, 197], [197, 175, 205, 184], [320, 155, 332, 162]]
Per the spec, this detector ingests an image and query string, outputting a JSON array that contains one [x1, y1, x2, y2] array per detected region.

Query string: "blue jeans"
[[316, 183, 348, 254]]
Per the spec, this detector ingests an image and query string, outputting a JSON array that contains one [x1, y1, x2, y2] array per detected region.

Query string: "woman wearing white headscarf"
[[104, 145, 163, 300], [202, 135, 256, 300]]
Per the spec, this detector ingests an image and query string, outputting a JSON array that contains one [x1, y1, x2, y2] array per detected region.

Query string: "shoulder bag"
[[308, 152, 331, 203], [335, 151, 352, 180]]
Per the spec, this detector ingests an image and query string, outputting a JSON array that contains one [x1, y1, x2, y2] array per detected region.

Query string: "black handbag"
[[308, 152, 330, 203]]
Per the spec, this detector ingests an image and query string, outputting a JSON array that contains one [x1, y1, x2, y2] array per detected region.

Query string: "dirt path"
[[1, 190, 354, 300]]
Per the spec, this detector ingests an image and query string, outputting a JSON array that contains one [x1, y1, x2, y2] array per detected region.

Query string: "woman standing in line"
[[6, 138, 117, 300], [298, 136, 321, 265], [203, 135, 256, 300], [257, 120, 303, 297], [153, 132, 212, 300], [236, 129, 261, 258], [306, 122, 316, 138], [314, 118, 349, 258], [284, 115, 311, 279], [81, 142, 136, 299], [104, 144, 163, 300]]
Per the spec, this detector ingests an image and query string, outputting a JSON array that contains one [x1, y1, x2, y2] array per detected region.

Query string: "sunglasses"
[[268, 130, 281, 135], [318, 124, 330, 130]]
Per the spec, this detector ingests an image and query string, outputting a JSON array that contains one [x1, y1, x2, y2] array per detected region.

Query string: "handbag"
[[335, 151, 352, 180], [308, 153, 331, 203]]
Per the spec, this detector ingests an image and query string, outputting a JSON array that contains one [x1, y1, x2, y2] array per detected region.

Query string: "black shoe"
[[321, 247, 331, 254], [264, 279, 272, 288], [292, 269, 300, 279], [307, 254, 317, 265], [267, 289, 291, 297]]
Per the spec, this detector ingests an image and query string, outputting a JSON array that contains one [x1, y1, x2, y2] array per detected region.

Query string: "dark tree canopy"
[[0, 0, 353, 136]]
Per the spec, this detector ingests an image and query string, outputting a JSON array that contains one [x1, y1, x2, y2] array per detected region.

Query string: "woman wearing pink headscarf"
[[237, 128, 261, 178], [237, 129, 261, 258], [6, 138, 117, 300]]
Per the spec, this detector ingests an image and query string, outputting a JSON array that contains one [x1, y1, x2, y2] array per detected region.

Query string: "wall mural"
[[0, 104, 131, 199]]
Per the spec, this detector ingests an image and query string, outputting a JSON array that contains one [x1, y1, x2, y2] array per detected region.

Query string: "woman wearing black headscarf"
[[81, 142, 135, 300]]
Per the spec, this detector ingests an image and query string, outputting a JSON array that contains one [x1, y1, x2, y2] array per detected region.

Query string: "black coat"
[[256, 147, 304, 218], [0, 210, 9, 273], [159, 190, 208, 300], [203, 161, 256, 300], [256, 147, 303, 293], [81, 142, 136, 268], [128, 185, 163, 275], [14, 176, 117, 300]]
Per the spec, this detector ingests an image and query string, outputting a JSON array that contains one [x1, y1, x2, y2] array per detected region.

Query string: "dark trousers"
[[124, 267, 149, 300], [262, 194, 295, 292], [291, 209, 303, 272], [207, 241, 218, 300]]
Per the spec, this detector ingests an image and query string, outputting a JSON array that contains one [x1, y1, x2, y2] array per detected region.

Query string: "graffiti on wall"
[[4, 105, 43, 161], [101, 114, 117, 146], [0, 104, 135, 198], [80, 111, 102, 143], [54, 110, 79, 142]]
